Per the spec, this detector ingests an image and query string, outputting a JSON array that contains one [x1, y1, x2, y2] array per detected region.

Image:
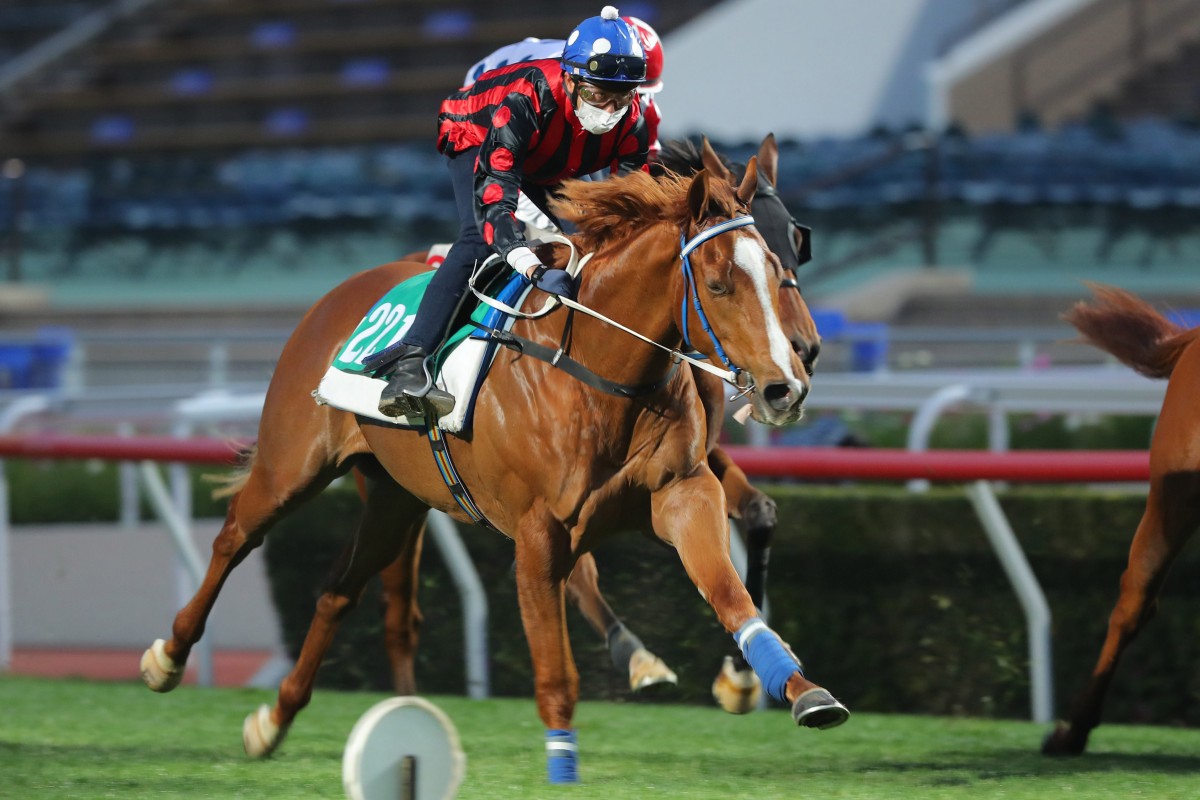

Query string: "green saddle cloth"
[[331, 271, 495, 376]]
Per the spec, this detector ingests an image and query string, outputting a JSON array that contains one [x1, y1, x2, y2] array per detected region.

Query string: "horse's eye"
[[706, 279, 728, 296]]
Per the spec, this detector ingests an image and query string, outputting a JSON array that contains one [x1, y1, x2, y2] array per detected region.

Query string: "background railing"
[[0, 424, 1155, 722]]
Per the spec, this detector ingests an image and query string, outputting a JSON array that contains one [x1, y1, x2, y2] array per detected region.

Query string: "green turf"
[[2, 674, 1199, 799]]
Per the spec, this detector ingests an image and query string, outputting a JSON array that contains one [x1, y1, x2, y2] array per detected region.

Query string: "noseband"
[[679, 215, 756, 389]]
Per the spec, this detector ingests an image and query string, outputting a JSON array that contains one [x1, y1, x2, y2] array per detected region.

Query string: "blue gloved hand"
[[530, 265, 576, 300]]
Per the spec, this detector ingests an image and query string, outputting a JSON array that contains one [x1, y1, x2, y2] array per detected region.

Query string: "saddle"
[[360, 241, 568, 378], [315, 239, 573, 433]]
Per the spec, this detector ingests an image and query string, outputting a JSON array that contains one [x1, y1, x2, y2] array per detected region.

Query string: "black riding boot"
[[375, 345, 456, 419]]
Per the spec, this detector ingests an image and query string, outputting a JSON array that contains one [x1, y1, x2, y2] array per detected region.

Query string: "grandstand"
[[2, 0, 1200, 377]]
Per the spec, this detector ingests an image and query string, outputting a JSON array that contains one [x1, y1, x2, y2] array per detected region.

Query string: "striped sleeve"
[[474, 91, 542, 260]]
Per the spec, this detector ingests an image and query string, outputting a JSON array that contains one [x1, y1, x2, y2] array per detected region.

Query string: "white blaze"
[[733, 236, 802, 390]]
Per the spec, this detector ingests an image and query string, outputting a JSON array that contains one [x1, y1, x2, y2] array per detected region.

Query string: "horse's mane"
[[549, 168, 742, 255]]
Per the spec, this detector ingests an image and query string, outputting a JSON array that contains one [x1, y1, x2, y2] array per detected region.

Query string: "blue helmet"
[[561, 6, 647, 86]]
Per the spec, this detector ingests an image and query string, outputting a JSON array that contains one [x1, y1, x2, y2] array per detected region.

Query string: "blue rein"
[[679, 215, 755, 383]]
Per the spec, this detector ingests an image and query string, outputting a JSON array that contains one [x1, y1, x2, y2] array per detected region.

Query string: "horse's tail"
[[206, 441, 258, 500], [1063, 282, 1199, 379]]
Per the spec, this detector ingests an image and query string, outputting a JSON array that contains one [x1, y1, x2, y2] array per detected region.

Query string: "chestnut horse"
[[141, 163, 847, 780], [375, 134, 817, 711], [1043, 282, 1200, 755]]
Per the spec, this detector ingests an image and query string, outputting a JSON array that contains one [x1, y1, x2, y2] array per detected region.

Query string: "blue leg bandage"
[[545, 728, 579, 784], [733, 617, 804, 704]]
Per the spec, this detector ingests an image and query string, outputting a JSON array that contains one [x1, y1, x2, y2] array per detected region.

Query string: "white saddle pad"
[[314, 336, 492, 432]]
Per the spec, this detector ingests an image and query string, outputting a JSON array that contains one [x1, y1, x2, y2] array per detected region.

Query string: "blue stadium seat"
[[170, 68, 214, 96], [30, 327, 75, 388], [844, 322, 889, 372], [0, 343, 34, 389], [422, 10, 474, 38], [341, 58, 389, 87], [90, 115, 135, 144], [264, 108, 310, 137], [251, 20, 295, 49]]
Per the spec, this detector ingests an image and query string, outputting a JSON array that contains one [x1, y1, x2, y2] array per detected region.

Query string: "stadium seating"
[[7, 116, 1200, 302], [1, 0, 714, 156], [3, 1, 1200, 306]]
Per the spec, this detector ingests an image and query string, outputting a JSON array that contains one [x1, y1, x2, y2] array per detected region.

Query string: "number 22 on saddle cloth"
[[315, 266, 530, 432]]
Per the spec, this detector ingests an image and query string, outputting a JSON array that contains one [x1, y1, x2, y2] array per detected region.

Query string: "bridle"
[[470, 220, 759, 389], [678, 215, 757, 391], [752, 179, 809, 294]]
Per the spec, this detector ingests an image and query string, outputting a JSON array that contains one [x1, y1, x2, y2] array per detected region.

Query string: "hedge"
[[5, 460, 228, 523], [261, 483, 1200, 725]]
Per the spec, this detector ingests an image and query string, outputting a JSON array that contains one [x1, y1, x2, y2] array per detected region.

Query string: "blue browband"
[[679, 215, 755, 379]]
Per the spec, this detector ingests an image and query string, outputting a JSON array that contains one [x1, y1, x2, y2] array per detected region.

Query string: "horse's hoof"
[[1041, 722, 1087, 756], [628, 647, 678, 692], [140, 639, 184, 693], [711, 655, 761, 714], [243, 704, 286, 758], [742, 494, 778, 532], [792, 688, 849, 730]]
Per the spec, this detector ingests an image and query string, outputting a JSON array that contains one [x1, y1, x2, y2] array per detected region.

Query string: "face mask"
[[575, 99, 627, 134]]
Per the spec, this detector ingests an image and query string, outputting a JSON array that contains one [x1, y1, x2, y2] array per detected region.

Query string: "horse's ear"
[[737, 156, 758, 206], [756, 133, 779, 188], [687, 169, 717, 221], [701, 137, 733, 182]]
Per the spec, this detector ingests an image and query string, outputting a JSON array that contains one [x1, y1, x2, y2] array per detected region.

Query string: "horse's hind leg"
[[244, 473, 428, 757], [652, 471, 848, 730], [353, 463, 427, 696], [566, 552, 677, 692], [1043, 471, 1200, 755], [379, 521, 425, 696], [707, 445, 774, 713], [140, 451, 345, 692]]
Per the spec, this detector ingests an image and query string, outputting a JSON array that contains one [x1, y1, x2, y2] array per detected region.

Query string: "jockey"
[[463, 15, 665, 155], [458, 17, 666, 236], [371, 6, 650, 419]]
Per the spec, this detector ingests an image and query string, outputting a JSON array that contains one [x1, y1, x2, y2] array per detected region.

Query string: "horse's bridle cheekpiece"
[[678, 215, 756, 391]]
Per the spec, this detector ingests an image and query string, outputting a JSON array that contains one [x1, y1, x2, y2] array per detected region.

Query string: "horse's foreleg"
[[514, 511, 580, 783], [709, 446, 777, 607], [651, 471, 848, 730], [566, 552, 676, 692], [378, 526, 425, 696], [141, 461, 338, 692], [1043, 472, 1200, 755], [243, 480, 426, 758], [707, 445, 775, 711]]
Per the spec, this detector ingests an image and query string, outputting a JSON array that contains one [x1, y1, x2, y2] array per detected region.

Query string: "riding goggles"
[[564, 53, 647, 82], [577, 81, 637, 109]]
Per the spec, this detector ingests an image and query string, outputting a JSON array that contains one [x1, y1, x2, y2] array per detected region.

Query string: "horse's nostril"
[[763, 382, 797, 411]]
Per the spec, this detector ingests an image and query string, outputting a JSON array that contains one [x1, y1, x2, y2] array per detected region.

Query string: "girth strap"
[[423, 409, 500, 533]]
